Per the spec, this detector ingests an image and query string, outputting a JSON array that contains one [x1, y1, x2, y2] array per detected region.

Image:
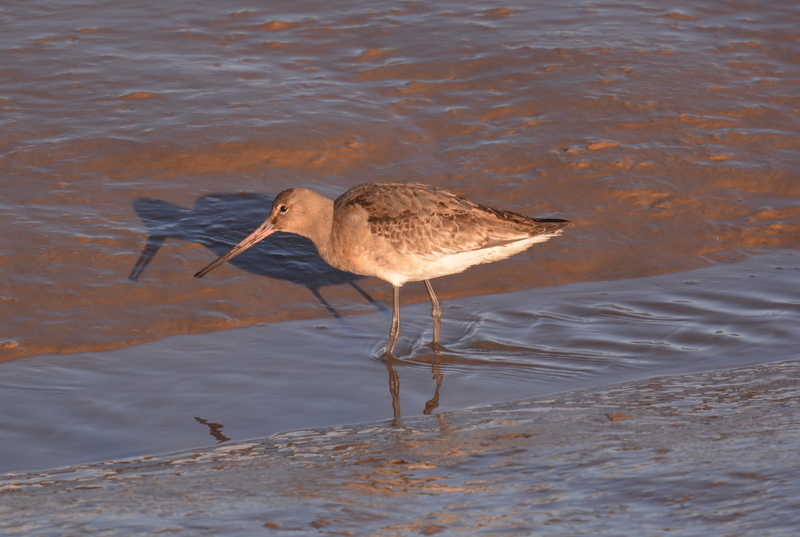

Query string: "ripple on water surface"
[[2, 360, 799, 536], [0, 249, 798, 473]]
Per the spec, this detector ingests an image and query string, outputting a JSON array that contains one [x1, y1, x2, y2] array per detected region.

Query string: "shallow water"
[[1, 249, 798, 473], [3, 361, 799, 536]]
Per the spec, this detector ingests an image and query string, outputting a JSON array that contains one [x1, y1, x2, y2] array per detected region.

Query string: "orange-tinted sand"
[[1, 0, 799, 361]]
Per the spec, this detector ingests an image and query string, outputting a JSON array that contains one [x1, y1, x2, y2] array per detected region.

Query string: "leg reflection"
[[423, 364, 443, 415], [385, 360, 447, 420], [386, 359, 401, 423]]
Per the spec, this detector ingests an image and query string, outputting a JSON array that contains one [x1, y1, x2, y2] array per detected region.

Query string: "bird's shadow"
[[129, 193, 387, 318]]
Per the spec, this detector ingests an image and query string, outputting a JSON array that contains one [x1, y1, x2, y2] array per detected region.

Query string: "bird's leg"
[[384, 285, 401, 358], [423, 279, 442, 350]]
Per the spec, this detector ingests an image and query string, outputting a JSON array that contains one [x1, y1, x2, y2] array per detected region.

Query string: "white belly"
[[378, 232, 561, 286]]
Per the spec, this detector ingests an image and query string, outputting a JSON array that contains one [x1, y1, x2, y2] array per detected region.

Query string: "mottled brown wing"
[[338, 183, 566, 260]]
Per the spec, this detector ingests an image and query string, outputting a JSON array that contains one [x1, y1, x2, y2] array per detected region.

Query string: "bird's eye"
[[279, 205, 288, 213]]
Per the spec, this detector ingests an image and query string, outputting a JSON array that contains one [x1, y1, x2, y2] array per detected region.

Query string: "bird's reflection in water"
[[384, 344, 561, 422], [385, 354, 445, 423]]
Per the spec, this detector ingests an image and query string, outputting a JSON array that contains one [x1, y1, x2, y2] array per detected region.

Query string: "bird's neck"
[[302, 197, 336, 257]]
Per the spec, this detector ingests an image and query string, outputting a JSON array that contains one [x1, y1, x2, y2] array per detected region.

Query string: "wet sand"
[[2, 361, 799, 535], [2, 0, 799, 360]]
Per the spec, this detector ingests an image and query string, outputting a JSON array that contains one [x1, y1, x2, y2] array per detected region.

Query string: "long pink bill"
[[194, 219, 276, 278]]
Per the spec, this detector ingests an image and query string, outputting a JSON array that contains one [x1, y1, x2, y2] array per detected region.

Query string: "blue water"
[[1, 249, 798, 473]]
